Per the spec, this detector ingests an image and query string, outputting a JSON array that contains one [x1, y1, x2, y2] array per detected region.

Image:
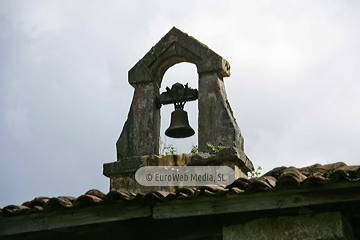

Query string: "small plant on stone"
[[163, 144, 177, 155], [207, 143, 226, 153], [190, 145, 198, 153], [248, 166, 262, 178], [161, 137, 178, 155]]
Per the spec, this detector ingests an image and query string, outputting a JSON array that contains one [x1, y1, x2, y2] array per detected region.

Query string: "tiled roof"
[[1, 162, 360, 218]]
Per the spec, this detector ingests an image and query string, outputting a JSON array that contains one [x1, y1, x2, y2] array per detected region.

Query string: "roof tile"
[[43, 197, 74, 211], [22, 197, 50, 208], [85, 189, 106, 199], [2, 205, 31, 216], [2, 162, 360, 218], [73, 194, 103, 207]]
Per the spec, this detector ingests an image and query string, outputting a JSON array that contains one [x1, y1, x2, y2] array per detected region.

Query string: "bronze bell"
[[165, 109, 195, 138]]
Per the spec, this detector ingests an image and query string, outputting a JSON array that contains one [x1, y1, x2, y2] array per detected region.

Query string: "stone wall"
[[223, 211, 355, 240]]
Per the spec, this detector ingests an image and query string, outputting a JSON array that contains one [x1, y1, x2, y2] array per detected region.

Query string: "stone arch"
[[116, 27, 242, 159], [128, 27, 230, 86]]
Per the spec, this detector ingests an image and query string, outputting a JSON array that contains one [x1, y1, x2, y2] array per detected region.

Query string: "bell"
[[165, 109, 195, 138]]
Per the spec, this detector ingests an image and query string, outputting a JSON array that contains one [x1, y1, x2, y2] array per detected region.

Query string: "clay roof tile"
[[2, 162, 360, 218]]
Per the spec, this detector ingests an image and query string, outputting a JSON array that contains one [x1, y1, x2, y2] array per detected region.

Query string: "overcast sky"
[[1, 0, 359, 207]]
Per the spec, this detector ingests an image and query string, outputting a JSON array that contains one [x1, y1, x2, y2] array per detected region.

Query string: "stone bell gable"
[[117, 27, 244, 161], [109, 27, 252, 193]]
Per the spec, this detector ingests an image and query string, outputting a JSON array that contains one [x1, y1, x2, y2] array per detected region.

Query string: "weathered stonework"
[[116, 27, 244, 158], [104, 147, 253, 193], [105, 27, 254, 193], [223, 211, 355, 240], [198, 72, 244, 152], [116, 83, 160, 158]]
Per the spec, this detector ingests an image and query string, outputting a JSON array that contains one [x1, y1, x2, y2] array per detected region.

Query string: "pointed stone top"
[[129, 27, 230, 85]]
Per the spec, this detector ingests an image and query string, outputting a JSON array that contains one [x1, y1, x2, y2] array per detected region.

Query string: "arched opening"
[[160, 62, 198, 154]]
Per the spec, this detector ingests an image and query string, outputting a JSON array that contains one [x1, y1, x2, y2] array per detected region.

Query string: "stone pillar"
[[223, 212, 355, 240], [116, 82, 160, 159], [198, 72, 244, 153]]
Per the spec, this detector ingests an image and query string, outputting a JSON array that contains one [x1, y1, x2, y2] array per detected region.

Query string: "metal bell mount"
[[159, 83, 198, 139]]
